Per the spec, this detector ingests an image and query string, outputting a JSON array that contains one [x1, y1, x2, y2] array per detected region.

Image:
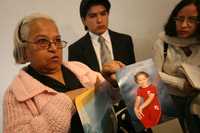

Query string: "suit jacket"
[[68, 30, 135, 72]]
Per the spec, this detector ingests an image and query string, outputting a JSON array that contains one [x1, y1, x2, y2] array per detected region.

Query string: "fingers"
[[101, 60, 125, 88], [116, 60, 126, 68], [135, 107, 144, 120], [102, 60, 125, 74], [135, 111, 142, 119], [139, 107, 144, 117], [139, 111, 144, 117], [94, 77, 108, 94], [95, 77, 101, 89]]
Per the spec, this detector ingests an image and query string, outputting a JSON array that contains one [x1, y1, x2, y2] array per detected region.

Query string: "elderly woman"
[[3, 13, 122, 133]]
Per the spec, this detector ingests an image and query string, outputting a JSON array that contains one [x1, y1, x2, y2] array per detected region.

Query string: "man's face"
[[82, 5, 109, 35]]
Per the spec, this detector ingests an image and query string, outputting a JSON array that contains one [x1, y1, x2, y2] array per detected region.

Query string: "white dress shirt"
[[89, 30, 114, 70]]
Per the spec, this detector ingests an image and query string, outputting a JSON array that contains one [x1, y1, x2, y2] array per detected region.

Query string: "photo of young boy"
[[134, 71, 161, 128], [116, 59, 177, 132]]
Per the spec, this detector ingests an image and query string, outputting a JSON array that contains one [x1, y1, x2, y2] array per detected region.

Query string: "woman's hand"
[[101, 60, 125, 88], [183, 80, 196, 93]]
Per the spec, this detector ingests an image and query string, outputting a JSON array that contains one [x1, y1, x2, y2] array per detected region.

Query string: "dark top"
[[26, 65, 84, 133]]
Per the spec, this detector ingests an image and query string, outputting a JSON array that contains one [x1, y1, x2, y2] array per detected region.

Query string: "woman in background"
[[153, 0, 200, 132]]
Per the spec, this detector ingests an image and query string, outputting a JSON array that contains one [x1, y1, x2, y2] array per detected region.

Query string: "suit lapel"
[[83, 33, 100, 71], [109, 30, 118, 60]]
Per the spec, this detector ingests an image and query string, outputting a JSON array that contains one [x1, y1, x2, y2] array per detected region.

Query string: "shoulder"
[[69, 33, 90, 49], [137, 87, 142, 95], [153, 32, 165, 51], [149, 84, 157, 92], [3, 71, 24, 105], [3, 87, 15, 106], [109, 30, 132, 40], [6, 70, 25, 93]]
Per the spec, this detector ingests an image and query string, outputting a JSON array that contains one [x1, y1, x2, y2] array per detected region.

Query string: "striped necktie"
[[98, 36, 112, 65]]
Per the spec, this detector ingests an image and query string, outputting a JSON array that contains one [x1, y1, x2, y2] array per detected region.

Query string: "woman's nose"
[[181, 19, 190, 27], [97, 15, 102, 23], [48, 42, 57, 51]]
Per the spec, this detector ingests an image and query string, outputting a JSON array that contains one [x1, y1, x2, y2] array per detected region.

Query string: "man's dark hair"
[[80, 0, 111, 30], [164, 0, 200, 37]]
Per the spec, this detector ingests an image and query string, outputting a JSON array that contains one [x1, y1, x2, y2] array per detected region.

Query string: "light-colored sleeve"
[[153, 39, 185, 90], [64, 61, 105, 88], [64, 61, 120, 102], [3, 89, 75, 133]]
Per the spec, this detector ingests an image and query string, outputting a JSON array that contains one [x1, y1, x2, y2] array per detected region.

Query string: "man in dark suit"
[[68, 0, 136, 132], [68, 0, 135, 72]]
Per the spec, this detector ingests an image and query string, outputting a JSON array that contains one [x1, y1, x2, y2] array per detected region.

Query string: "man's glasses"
[[23, 38, 67, 49], [174, 16, 199, 25]]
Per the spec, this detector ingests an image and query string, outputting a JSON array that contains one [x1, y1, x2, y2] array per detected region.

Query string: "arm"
[[134, 96, 143, 119], [153, 39, 186, 90], [140, 93, 155, 110], [4, 90, 75, 133], [134, 96, 141, 110], [64, 61, 122, 102]]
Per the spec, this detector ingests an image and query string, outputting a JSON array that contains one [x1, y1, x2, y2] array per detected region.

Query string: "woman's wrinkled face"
[[25, 18, 63, 74], [175, 4, 199, 38]]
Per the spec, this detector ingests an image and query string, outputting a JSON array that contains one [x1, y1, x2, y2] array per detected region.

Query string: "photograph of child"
[[116, 59, 177, 132], [134, 71, 161, 128]]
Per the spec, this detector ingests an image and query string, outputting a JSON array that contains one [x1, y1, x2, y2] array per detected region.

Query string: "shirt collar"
[[12, 69, 57, 102], [89, 30, 110, 43]]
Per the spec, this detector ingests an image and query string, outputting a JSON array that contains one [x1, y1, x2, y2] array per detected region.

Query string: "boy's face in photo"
[[82, 4, 109, 35], [136, 74, 149, 88]]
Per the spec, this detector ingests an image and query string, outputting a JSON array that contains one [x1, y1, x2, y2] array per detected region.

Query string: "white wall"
[[0, 0, 180, 131]]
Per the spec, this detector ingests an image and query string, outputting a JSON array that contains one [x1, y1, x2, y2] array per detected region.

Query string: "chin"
[[179, 35, 191, 38], [48, 65, 61, 72], [95, 29, 107, 35], [178, 32, 193, 38]]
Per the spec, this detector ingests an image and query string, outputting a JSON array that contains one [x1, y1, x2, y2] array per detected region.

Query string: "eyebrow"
[[33, 35, 61, 39], [87, 9, 107, 15]]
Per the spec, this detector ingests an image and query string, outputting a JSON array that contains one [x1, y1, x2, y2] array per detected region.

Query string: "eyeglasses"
[[23, 38, 67, 49], [174, 16, 199, 24]]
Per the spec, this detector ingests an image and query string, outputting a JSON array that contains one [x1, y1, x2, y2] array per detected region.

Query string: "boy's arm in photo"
[[134, 95, 144, 119]]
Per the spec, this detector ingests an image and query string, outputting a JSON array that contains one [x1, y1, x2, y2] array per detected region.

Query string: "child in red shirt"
[[134, 71, 161, 128]]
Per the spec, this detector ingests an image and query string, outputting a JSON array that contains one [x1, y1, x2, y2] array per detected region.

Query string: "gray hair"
[[13, 13, 56, 64]]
